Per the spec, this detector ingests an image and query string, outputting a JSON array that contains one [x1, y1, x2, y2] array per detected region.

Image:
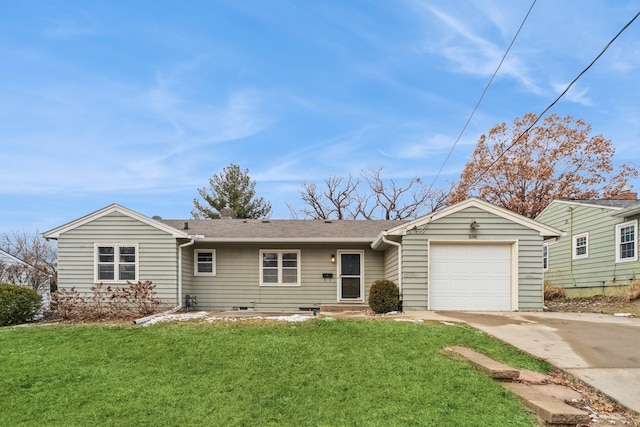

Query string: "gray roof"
[[558, 199, 640, 209], [160, 219, 408, 242]]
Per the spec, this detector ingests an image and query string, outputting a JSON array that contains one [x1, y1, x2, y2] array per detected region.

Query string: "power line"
[[428, 0, 537, 193], [466, 9, 640, 190]]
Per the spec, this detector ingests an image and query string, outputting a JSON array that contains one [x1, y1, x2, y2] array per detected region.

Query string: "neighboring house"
[[43, 197, 560, 312], [0, 248, 51, 310], [536, 192, 640, 298]]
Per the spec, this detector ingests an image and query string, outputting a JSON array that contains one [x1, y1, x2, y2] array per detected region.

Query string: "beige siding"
[[401, 206, 544, 311], [56, 212, 179, 304], [188, 243, 385, 311]]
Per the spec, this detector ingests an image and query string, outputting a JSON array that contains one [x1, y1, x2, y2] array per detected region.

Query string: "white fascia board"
[[384, 197, 562, 238], [43, 204, 189, 239], [611, 204, 640, 218]]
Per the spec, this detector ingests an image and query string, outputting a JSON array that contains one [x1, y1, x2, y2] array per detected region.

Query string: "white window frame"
[[542, 244, 549, 271], [616, 220, 638, 263], [572, 232, 589, 260], [94, 243, 139, 283], [194, 249, 216, 276], [259, 250, 301, 287]]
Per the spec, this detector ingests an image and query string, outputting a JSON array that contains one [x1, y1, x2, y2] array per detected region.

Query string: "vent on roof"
[[152, 215, 162, 220], [262, 220, 270, 223], [324, 220, 332, 223], [183, 222, 189, 230]]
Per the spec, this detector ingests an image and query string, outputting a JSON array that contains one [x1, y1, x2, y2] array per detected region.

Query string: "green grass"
[[0, 319, 549, 426]]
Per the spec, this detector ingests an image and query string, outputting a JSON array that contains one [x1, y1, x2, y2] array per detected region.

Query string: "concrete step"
[[445, 346, 590, 426], [445, 346, 520, 379], [505, 383, 590, 426]]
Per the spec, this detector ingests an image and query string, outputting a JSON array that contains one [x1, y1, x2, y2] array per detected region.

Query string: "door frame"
[[336, 250, 365, 302]]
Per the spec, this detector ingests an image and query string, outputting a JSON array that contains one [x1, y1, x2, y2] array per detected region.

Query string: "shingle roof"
[[558, 199, 640, 209], [160, 219, 408, 242]]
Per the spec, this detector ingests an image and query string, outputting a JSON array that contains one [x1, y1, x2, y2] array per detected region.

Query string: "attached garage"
[[429, 243, 514, 311], [371, 198, 562, 312]]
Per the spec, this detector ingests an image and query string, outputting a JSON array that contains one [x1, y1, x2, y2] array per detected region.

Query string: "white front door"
[[337, 251, 364, 301]]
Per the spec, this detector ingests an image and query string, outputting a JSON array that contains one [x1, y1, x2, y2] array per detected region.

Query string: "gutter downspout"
[[568, 208, 577, 287], [380, 232, 403, 300], [133, 238, 195, 325]]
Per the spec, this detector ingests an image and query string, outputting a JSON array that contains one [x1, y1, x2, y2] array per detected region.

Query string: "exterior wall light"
[[331, 254, 336, 263], [470, 220, 480, 230]]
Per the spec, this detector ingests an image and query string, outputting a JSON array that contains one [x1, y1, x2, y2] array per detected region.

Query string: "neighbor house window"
[[260, 250, 300, 286], [616, 220, 637, 263], [95, 244, 138, 282], [542, 245, 549, 271], [572, 233, 588, 259], [194, 250, 216, 276]]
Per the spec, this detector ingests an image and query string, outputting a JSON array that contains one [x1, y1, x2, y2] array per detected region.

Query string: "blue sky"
[[1, 0, 639, 235]]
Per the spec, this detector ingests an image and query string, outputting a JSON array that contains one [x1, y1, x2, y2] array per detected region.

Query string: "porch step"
[[320, 304, 369, 312]]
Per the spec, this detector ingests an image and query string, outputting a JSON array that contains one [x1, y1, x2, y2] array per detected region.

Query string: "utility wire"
[[466, 9, 640, 190], [428, 0, 537, 193]]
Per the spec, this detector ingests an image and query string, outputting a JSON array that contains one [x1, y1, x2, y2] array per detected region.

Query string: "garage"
[[429, 243, 512, 311]]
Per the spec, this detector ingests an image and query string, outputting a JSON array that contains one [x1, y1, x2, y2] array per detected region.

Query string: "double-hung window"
[[260, 250, 300, 286], [572, 233, 588, 259], [616, 220, 637, 263], [95, 244, 138, 282], [194, 250, 216, 276], [542, 245, 549, 271]]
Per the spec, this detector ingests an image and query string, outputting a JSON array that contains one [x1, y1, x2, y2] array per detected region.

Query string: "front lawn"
[[0, 319, 548, 426]]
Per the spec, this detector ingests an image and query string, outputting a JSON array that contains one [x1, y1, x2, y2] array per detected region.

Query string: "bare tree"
[[0, 229, 56, 294], [449, 113, 638, 218], [357, 168, 448, 219], [292, 168, 447, 220]]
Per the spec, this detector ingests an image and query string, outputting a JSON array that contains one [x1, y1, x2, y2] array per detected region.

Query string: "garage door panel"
[[430, 243, 511, 311]]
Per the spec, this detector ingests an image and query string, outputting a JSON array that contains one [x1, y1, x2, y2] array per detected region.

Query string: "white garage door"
[[429, 243, 512, 311]]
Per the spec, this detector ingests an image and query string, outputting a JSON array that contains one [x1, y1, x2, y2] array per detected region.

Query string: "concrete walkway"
[[422, 311, 640, 414]]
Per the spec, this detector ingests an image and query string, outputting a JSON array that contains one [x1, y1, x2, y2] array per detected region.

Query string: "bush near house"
[[52, 280, 163, 321], [369, 279, 400, 313], [0, 283, 42, 326]]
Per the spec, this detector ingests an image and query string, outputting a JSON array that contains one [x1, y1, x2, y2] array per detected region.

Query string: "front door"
[[338, 251, 363, 301]]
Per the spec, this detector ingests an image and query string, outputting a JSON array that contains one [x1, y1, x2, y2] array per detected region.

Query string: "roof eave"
[[194, 237, 377, 243]]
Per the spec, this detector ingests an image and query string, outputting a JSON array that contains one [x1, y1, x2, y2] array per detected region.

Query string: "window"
[[95, 244, 138, 282], [616, 220, 637, 263], [194, 250, 216, 276], [572, 233, 588, 259], [542, 245, 549, 271], [260, 250, 300, 286]]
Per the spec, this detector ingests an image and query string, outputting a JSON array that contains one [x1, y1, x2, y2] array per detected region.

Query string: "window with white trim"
[[542, 245, 549, 271], [260, 250, 300, 286], [95, 244, 138, 282], [572, 233, 588, 259], [616, 220, 637, 263], [194, 250, 216, 276]]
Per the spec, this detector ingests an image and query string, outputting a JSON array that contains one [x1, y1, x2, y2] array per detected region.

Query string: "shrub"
[[52, 280, 163, 321], [543, 280, 565, 301], [624, 279, 640, 302], [0, 283, 42, 326], [369, 279, 400, 314]]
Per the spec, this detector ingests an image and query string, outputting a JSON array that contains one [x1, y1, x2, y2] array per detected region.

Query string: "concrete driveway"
[[435, 311, 640, 414]]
